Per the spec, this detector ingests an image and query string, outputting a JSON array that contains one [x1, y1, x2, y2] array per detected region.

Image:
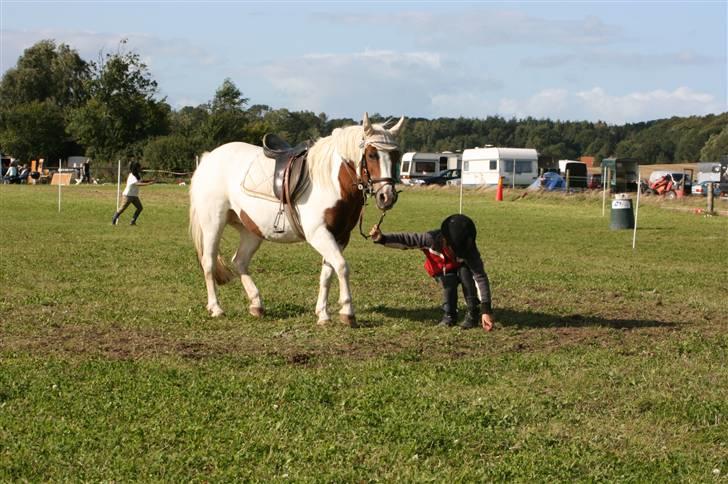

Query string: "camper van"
[[558, 160, 588, 189], [400, 152, 460, 185], [461, 147, 538, 187]]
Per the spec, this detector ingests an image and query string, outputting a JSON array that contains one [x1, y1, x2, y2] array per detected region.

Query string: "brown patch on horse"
[[324, 161, 365, 245], [226, 209, 243, 227], [363, 145, 382, 182], [231, 208, 264, 238]]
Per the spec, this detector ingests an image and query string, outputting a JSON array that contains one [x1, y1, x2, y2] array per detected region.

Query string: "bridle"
[[342, 142, 400, 239]]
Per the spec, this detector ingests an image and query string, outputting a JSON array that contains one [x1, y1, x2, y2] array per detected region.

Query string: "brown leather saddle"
[[262, 133, 311, 204]]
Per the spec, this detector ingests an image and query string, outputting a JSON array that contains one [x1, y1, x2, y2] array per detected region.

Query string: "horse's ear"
[[362, 112, 374, 136], [389, 116, 405, 136]]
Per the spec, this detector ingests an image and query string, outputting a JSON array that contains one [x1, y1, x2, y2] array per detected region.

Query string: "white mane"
[[306, 122, 398, 190]]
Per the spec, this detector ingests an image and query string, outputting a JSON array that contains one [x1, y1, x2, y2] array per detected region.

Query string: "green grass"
[[1, 184, 726, 481]]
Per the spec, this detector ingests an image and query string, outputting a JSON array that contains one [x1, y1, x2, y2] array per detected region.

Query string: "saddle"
[[262, 133, 310, 203]]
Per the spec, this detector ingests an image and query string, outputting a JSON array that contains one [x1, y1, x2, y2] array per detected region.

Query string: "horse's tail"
[[189, 156, 236, 285]]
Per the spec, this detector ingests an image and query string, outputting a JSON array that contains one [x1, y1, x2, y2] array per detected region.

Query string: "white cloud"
[[322, 9, 620, 48], [1, 29, 220, 73], [253, 49, 501, 118], [521, 49, 723, 69], [497, 86, 723, 123], [576, 86, 722, 123], [498, 89, 572, 120]]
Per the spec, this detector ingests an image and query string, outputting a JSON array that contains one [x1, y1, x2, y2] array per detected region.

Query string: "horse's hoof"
[[209, 307, 224, 318], [339, 314, 358, 328], [316, 318, 331, 326], [249, 306, 264, 317]]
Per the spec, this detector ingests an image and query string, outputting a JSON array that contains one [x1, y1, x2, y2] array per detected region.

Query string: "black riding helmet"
[[440, 214, 477, 258]]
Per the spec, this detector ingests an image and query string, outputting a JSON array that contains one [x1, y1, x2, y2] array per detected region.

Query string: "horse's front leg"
[[308, 228, 356, 327], [315, 260, 334, 324]]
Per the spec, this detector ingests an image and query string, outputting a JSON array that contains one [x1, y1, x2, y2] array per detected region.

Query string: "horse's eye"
[[368, 152, 379, 160]]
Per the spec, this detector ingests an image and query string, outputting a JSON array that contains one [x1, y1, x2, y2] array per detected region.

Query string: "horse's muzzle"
[[375, 184, 398, 210]]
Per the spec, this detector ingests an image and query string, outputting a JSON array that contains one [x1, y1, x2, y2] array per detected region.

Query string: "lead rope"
[[359, 207, 386, 240]]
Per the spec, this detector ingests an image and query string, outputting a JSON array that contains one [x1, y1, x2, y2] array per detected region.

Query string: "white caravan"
[[400, 152, 461, 185], [461, 147, 539, 187]]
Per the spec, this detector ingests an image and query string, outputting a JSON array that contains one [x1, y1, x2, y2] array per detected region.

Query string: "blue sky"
[[2, 1, 726, 124]]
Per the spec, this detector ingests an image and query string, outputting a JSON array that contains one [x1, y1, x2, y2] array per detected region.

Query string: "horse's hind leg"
[[231, 226, 264, 317], [200, 219, 227, 317]]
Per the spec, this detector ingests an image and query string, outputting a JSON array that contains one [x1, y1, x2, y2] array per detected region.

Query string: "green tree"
[[0, 39, 90, 110], [66, 40, 170, 161], [143, 134, 198, 172], [0, 40, 90, 161], [199, 79, 251, 148], [700, 125, 728, 162], [0, 101, 67, 161]]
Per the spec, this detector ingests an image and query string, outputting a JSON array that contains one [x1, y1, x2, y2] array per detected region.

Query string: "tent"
[[527, 171, 565, 191]]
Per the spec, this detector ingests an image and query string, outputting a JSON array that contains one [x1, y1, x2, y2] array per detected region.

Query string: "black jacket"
[[375, 230, 493, 314]]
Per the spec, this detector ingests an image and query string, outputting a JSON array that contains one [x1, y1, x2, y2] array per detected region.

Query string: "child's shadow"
[[370, 305, 676, 329]]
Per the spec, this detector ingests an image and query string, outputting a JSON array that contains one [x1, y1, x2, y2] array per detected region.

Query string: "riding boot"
[[460, 297, 481, 329], [438, 272, 459, 327], [458, 265, 480, 329]]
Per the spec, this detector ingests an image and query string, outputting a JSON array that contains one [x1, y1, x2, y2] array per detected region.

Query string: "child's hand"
[[481, 313, 494, 332], [369, 224, 382, 242]]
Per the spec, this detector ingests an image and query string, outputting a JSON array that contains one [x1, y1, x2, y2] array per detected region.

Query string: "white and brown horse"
[[189, 113, 404, 326]]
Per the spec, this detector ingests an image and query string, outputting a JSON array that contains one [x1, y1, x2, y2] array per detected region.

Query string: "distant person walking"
[[112, 161, 154, 226], [82, 159, 92, 183]]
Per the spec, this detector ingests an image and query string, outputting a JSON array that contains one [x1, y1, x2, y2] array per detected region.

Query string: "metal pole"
[[602, 167, 609, 216], [116, 160, 121, 211], [459, 175, 463, 214], [58, 158, 62, 212], [512, 160, 516, 189], [632, 169, 641, 250]]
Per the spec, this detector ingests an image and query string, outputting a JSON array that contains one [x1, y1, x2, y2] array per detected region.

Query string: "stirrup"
[[273, 206, 285, 233]]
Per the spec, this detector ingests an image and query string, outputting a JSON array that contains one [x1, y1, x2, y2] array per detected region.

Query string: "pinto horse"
[[189, 113, 404, 326]]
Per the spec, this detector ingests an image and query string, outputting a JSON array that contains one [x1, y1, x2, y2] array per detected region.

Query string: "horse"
[[189, 113, 405, 327]]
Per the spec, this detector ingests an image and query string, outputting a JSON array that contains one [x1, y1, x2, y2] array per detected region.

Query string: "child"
[[370, 214, 494, 331], [112, 161, 154, 226]]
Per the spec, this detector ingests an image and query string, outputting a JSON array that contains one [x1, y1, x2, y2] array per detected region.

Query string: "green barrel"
[[610, 195, 634, 230]]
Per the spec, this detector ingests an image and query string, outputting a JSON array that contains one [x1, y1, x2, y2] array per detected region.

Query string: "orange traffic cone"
[[496, 176, 504, 201]]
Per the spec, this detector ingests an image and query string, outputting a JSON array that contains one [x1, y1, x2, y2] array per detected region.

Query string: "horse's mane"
[[306, 122, 396, 190]]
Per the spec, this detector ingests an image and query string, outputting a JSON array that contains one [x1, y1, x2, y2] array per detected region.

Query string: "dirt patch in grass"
[[0, 315, 689, 366]]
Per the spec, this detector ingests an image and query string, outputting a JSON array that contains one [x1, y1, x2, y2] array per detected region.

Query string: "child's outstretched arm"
[[370, 227, 434, 250]]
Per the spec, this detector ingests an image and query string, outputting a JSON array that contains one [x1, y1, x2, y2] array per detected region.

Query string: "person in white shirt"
[[112, 161, 154, 225]]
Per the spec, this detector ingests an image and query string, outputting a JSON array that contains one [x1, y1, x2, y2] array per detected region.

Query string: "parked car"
[[411, 168, 461, 186], [587, 173, 602, 189], [692, 180, 722, 197]]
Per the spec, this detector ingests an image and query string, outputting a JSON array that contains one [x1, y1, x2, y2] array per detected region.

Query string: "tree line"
[[1, 39, 726, 176]]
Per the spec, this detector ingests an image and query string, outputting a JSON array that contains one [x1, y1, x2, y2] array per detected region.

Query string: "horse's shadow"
[[368, 305, 676, 330]]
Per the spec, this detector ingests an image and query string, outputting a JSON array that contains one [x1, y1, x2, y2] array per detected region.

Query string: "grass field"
[[1, 183, 726, 481]]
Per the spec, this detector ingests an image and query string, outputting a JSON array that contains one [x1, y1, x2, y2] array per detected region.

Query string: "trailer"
[[400, 152, 461, 185], [461, 146, 539, 187], [601, 157, 639, 193], [558, 160, 588, 189]]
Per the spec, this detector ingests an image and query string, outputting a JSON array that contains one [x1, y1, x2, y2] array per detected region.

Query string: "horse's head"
[[360, 112, 405, 211]]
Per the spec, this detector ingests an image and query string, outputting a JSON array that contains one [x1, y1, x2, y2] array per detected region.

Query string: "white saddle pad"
[[241, 151, 278, 202]]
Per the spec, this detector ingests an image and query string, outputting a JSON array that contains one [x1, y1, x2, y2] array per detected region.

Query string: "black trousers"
[[115, 196, 143, 220], [436, 266, 479, 317]]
